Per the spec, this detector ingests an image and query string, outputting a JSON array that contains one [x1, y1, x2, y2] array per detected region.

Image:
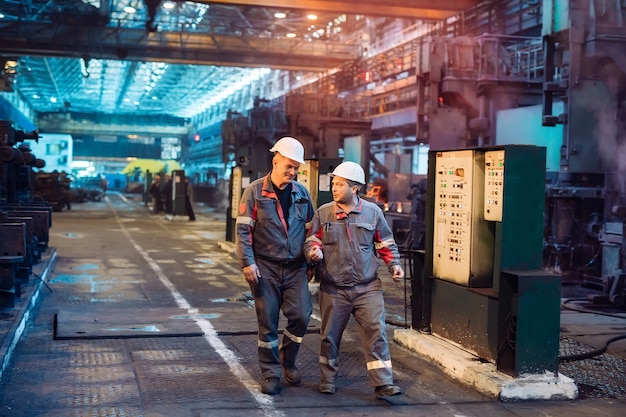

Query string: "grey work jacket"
[[236, 173, 314, 268], [304, 197, 401, 287]]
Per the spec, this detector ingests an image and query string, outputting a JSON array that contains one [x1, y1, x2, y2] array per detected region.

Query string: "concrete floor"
[[0, 192, 625, 416]]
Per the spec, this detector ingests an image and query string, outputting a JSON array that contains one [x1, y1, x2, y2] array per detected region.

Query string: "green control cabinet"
[[419, 145, 560, 376]]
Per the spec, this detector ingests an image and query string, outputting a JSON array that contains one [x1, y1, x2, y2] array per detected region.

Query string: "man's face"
[[273, 155, 300, 189], [332, 176, 354, 204]]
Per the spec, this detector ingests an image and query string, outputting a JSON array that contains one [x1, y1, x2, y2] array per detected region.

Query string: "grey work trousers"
[[318, 278, 394, 387], [252, 257, 312, 379]]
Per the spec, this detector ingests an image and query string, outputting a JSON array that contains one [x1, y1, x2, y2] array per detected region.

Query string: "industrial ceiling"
[[0, 0, 477, 127]]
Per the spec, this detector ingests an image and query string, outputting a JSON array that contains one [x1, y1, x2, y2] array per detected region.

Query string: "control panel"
[[433, 150, 486, 285], [230, 166, 242, 220], [297, 161, 314, 191], [484, 150, 505, 221]]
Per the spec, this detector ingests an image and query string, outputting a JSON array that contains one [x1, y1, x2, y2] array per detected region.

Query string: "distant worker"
[[304, 161, 404, 398], [149, 174, 162, 213], [184, 177, 195, 221], [59, 171, 72, 210], [163, 173, 173, 214], [235, 136, 315, 395], [100, 175, 108, 196]]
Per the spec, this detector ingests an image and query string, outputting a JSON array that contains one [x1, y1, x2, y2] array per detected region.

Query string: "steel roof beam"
[[0, 22, 358, 71], [200, 0, 478, 20]]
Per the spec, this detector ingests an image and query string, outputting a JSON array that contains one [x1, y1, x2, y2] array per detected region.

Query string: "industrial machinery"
[[415, 145, 560, 376], [540, 0, 626, 305], [0, 121, 44, 205], [221, 94, 374, 242], [0, 120, 51, 307], [407, 4, 626, 306]]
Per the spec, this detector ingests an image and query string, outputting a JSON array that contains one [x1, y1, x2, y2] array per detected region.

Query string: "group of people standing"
[[149, 172, 196, 220], [149, 173, 173, 214], [235, 136, 404, 398]]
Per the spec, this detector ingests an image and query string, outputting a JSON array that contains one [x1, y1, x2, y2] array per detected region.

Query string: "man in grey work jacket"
[[235, 136, 315, 396], [304, 161, 404, 398]]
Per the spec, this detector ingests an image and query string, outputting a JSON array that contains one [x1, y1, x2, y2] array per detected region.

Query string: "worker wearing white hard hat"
[[328, 160, 366, 184], [268, 136, 305, 164], [304, 160, 404, 397], [235, 136, 314, 395]]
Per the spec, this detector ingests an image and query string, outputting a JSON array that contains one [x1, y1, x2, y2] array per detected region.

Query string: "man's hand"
[[242, 264, 260, 285], [391, 265, 404, 282], [309, 246, 324, 262]]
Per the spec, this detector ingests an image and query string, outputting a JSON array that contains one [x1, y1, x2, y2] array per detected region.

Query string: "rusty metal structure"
[[0, 121, 52, 308]]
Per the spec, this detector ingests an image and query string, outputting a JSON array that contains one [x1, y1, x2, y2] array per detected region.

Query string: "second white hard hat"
[[329, 161, 366, 185], [269, 137, 305, 164]]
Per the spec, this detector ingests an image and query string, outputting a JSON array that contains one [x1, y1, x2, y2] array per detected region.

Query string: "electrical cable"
[[559, 298, 626, 362], [560, 334, 626, 362]]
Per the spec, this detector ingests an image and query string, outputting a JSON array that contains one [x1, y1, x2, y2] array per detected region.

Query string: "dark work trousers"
[[318, 278, 394, 387], [251, 257, 312, 380]]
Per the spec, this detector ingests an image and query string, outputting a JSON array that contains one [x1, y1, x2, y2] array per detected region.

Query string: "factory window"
[[413, 144, 429, 175]]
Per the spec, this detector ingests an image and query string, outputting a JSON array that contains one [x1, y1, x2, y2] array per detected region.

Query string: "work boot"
[[319, 382, 336, 394], [283, 366, 301, 385], [261, 377, 280, 395], [375, 384, 402, 397]]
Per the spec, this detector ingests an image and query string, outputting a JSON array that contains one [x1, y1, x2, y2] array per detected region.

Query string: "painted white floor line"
[[109, 199, 284, 417]]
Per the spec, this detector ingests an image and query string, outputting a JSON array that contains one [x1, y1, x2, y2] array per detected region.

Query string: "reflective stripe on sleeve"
[[306, 235, 322, 245], [374, 238, 395, 250], [236, 216, 254, 226]]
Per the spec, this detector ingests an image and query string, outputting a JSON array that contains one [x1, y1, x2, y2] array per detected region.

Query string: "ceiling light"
[[274, 12, 286, 19], [3, 60, 18, 74], [162, 1, 175, 9], [0, 13, 5, 19], [286, 33, 296, 38], [307, 14, 318, 20], [124, 6, 136, 14], [50, 97, 57, 103]]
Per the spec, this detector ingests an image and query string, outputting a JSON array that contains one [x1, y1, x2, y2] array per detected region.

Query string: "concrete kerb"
[[394, 328, 579, 401], [0, 249, 57, 381]]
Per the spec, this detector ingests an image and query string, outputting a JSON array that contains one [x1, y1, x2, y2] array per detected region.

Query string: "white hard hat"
[[329, 161, 366, 185], [269, 136, 305, 164]]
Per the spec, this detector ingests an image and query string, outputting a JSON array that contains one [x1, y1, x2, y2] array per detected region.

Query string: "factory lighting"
[[286, 33, 296, 38], [3, 60, 18, 74], [162, 1, 175, 9], [50, 97, 57, 103], [307, 14, 318, 20], [274, 12, 286, 19], [123, 6, 136, 14]]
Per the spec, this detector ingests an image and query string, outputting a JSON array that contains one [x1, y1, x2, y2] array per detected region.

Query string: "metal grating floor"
[[559, 337, 626, 399]]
